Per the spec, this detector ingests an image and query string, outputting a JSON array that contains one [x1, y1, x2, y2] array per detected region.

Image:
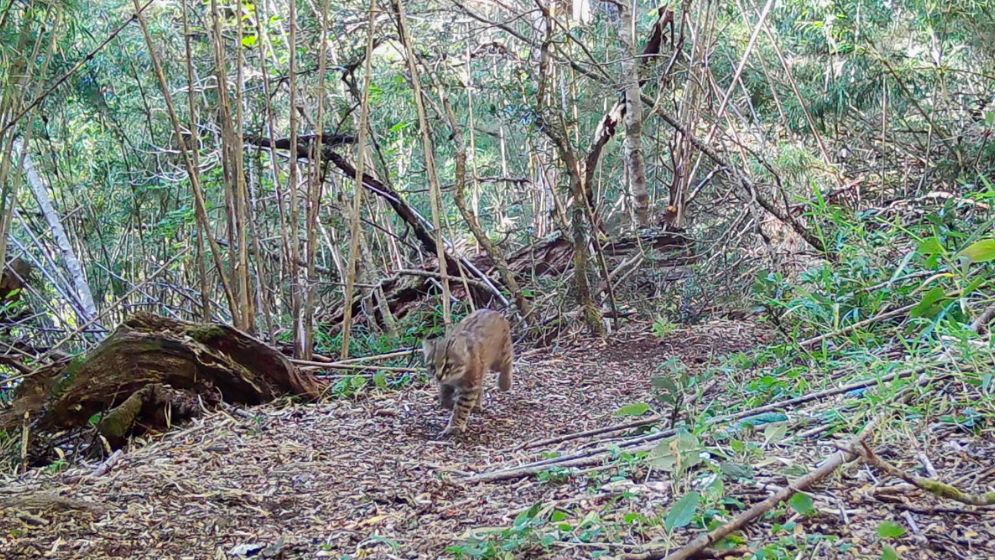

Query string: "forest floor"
[[2, 319, 994, 559]]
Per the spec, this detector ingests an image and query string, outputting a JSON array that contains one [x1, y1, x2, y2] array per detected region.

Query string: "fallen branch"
[[298, 361, 422, 373], [970, 301, 995, 333], [333, 349, 418, 365], [797, 302, 917, 349], [515, 413, 663, 451], [395, 268, 497, 291], [859, 443, 995, 507], [635, 384, 923, 560], [471, 364, 932, 482], [631, 415, 882, 560]]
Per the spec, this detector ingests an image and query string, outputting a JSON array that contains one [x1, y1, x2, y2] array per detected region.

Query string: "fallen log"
[[0, 312, 322, 458]]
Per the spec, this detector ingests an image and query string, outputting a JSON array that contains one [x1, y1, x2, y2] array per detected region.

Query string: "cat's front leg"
[[438, 383, 455, 410]]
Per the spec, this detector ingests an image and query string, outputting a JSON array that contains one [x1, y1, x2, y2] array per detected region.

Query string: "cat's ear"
[[446, 337, 468, 360], [422, 338, 438, 361]]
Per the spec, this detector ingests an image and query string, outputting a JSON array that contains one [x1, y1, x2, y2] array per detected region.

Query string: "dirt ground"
[[2, 319, 993, 559]]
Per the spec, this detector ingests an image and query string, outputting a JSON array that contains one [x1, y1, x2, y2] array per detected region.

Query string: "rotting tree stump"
[[0, 312, 322, 458]]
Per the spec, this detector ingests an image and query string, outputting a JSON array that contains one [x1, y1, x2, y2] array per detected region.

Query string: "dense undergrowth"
[[441, 179, 995, 560]]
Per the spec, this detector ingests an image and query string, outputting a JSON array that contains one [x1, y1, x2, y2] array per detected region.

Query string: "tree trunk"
[[392, 0, 452, 326], [340, 0, 378, 358], [17, 138, 99, 326], [620, 0, 650, 228]]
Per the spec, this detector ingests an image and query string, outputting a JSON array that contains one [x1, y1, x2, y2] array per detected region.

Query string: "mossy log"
[[0, 312, 322, 454]]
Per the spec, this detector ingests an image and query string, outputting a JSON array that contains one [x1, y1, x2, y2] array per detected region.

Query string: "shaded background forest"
[[1, 0, 994, 365], [2, 2, 995, 558]]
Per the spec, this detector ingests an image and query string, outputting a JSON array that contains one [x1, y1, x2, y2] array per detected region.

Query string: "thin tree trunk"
[[392, 0, 451, 326], [535, 14, 604, 335], [340, 0, 378, 358], [287, 0, 306, 356], [180, 0, 211, 322], [209, 0, 254, 333], [256, 0, 293, 333], [298, 0, 332, 360], [17, 138, 98, 325], [620, 0, 649, 228], [440, 97, 534, 325]]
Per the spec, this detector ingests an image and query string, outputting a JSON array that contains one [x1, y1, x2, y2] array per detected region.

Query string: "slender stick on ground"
[[474, 364, 934, 482], [626, 399, 901, 560], [859, 443, 995, 506]]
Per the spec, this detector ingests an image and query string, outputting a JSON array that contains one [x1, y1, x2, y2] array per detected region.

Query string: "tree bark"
[[620, 0, 650, 227], [0, 312, 321, 458], [392, 0, 452, 326], [441, 98, 534, 324], [17, 138, 99, 326]]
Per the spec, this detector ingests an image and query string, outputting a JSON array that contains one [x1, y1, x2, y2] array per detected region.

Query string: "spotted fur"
[[422, 309, 514, 436]]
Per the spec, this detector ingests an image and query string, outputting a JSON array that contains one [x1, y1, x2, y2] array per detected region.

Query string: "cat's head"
[[422, 336, 469, 383]]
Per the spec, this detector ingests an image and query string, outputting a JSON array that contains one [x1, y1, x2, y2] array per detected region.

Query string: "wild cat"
[[421, 309, 514, 436]]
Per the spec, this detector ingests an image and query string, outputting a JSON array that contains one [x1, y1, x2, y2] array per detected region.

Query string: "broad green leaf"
[[652, 376, 679, 393], [550, 509, 570, 522], [649, 433, 701, 472], [719, 461, 755, 481], [910, 286, 946, 318], [737, 412, 789, 429], [959, 239, 995, 263], [513, 502, 543, 528], [882, 544, 900, 560], [664, 491, 700, 531], [763, 423, 788, 446], [241, 35, 258, 47], [878, 520, 907, 539], [615, 402, 652, 417], [788, 492, 815, 515], [649, 449, 677, 471], [917, 236, 944, 256]]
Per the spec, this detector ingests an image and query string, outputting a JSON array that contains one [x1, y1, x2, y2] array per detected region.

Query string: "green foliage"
[[663, 491, 701, 531], [446, 502, 553, 559], [614, 402, 652, 417], [651, 316, 677, 338], [787, 492, 816, 516], [877, 520, 907, 539]]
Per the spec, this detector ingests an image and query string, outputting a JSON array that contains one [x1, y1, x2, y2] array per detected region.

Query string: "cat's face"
[[422, 337, 468, 383]]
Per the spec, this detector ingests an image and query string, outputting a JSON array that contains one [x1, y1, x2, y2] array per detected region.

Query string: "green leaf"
[[737, 412, 788, 429], [664, 491, 700, 531], [615, 402, 652, 417], [910, 286, 946, 318], [763, 423, 788, 445], [877, 520, 906, 539], [241, 35, 258, 47], [959, 239, 995, 263], [788, 492, 815, 515], [513, 502, 543, 529], [917, 236, 944, 256], [550, 509, 569, 522], [881, 544, 901, 560], [719, 461, 755, 481], [652, 376, 679, 393]]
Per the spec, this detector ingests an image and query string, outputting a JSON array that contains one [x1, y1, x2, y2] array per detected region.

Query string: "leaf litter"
[[1, 319, 992, 559]]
